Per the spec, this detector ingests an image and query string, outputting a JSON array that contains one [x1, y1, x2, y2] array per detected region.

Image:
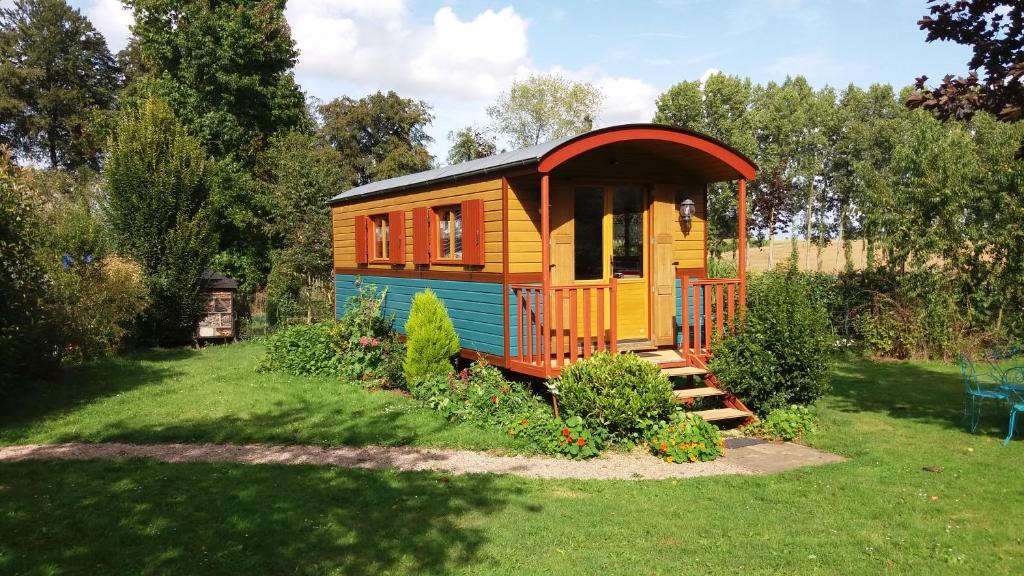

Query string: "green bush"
[[742, 405, 817, 441], [331, 280, 403, 388], [647, 411, 724, 463], [256, 321, 340, 377], [553, 352, 674, 440], [411, 360, 606, 459], [403, 289, 460, 381], [709, 262, 833, 416]]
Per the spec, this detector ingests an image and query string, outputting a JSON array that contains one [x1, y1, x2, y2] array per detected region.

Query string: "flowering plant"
[[331, 279, 403, 388], [547, 415, 605, 459], [647, 410, 724, 463]]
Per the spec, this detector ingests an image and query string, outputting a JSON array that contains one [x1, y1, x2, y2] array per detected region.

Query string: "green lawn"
[[1, 346, 1022, 574], [0, 343, 530, 452]]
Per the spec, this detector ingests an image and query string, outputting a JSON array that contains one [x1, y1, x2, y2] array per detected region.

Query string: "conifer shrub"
[[403, 289, 460, 381]]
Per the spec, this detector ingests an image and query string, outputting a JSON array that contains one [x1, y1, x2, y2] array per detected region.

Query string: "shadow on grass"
[[0, 458, 526, 574], [0, 348, 192, 430], [827, 359, 1014, 436]]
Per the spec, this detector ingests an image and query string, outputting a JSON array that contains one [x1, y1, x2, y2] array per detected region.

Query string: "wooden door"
[[609, 186, 649, 341], [651, 184, 678, 346]]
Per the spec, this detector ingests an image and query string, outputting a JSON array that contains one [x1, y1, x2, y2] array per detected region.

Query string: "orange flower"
[[659, 442, 668, 453], [562, 427, 571, 436], [489, 396, 497, 404], [577, 437, 586, 447], [521, 419, 529, 426]]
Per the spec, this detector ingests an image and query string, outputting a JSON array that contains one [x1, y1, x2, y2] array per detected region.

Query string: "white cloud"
[[700, 68, 722, 84], [596, 76, 659, 126], [85, 0, 133, 53], [764, 52, 867, 85], [289, 2, 531, 100]]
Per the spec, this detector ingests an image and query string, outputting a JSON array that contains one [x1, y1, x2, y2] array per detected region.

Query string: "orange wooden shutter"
[[412, 207, 430, 265], [388, 210, 405, 265], [461, 198, 485, 266], [354, 215, 369, 264]]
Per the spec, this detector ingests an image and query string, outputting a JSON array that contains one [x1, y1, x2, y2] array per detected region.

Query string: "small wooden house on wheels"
[[330, 124, 757, 423]]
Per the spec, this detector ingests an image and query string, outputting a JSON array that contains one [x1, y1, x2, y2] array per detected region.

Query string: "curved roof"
[[329, 123, 756, 205]]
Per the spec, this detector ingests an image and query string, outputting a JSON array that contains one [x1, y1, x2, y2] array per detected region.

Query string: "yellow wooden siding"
[[507, 179, 542, 274], [672, 183, 707, 270], [332, 179, 504, 273]]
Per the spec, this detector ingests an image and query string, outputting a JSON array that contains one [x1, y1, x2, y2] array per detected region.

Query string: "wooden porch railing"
[[680, 277, 742, 361], [510, 280, 618, 376]]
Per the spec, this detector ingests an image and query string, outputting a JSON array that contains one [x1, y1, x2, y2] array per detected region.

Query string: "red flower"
[[577, 437, 586, 447], [521, 419, 529, 426], [562, 427, 571, 436], [489, 396, 497, 404]]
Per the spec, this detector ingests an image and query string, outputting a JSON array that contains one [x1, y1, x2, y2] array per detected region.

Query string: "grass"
[[0, 343, 530, 452], [1, 346, 1023, 574]]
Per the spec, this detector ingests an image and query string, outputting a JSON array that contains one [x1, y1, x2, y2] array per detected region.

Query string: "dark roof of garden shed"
[[201, 269, 238, 291], [328, 124, 757, 205]]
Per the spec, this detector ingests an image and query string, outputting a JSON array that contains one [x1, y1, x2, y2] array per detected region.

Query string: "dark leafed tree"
[[908, 1, 1024, 154], [123, 0, 307, 163], [446, 125, 497, 165], [319, 91, 434, 187], [0, 0, 120, 169]]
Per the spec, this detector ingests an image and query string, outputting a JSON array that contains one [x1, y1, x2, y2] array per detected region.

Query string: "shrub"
[[742, 405, 817, 441], [403, 289, 459, 381], [256, 321, 340, 376], [647, 411, 724, 463], [331, 279, 403, 388], [410, 359, 606, 459], [709, 262, 833, 416], [553, 352, 674, 440]]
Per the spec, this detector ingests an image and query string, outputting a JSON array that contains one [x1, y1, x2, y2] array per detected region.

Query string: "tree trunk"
[[834, 207, 844, 273], [804, 186, 813, 271], [767, 209, 775, 270]]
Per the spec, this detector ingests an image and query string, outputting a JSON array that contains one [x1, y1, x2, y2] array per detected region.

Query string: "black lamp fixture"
[[679, 197, 695, 227]]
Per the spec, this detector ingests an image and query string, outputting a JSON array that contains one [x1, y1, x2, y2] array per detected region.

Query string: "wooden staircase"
[[636, 349, 754, 426]]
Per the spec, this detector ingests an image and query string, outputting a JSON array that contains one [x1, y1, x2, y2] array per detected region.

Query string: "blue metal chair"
[[959, 355, 1010, 433], [1003, 387, 1024, 446], [998, 367, 1024, 445]]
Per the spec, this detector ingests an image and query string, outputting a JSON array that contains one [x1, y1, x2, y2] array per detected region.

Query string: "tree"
[[487, 74, 603, 148], [104, 98, 216, 344], [319, 91, 434, 188], [123, 0, 307, 163], [0, 0, 120, 168], [908, 1, 1024, 154], [0, 146, 55, 385], [258, 130, 348, 319], [446, 125, 497, 164]]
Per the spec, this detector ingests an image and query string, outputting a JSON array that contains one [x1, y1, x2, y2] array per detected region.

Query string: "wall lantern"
[[679, 197, 696, 227]]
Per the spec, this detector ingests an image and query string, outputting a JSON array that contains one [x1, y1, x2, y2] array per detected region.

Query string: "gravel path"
[[0, 440, 844, 480]]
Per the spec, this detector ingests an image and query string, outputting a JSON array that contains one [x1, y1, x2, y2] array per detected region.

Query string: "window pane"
[[439, 210, 451, 258], [612, 186, 644, 278], [452, 206, 462, 259], [373, 216, 389, 259], [574, 187, 604, 280]]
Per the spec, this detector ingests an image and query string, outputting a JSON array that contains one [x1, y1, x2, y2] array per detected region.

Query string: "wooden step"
[[691, 408, 751, 422], [635, 349, 686, 365], [661, 366, 707, 377], [673, 387, 726, 400]]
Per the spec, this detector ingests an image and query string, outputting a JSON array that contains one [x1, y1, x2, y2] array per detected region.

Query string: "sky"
[[48, 0, 975, 160]]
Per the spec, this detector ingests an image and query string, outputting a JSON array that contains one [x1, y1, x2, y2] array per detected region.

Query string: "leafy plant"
[[548, 415, 605, 459], [403, 289, 459, 381], [331, 279, 402, 388], [554, 352, 674, 440], [647, 411, 725, 463], [710, 261, 833, 416], [742, 405, 817, 441], [256, 322, 340, 377]]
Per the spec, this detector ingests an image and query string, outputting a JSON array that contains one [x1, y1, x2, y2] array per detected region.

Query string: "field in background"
[[717, 239, 870, 273]]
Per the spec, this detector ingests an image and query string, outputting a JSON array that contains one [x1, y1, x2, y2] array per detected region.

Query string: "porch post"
[[738, 178, 747, 309], [541, 173, 552, 378]]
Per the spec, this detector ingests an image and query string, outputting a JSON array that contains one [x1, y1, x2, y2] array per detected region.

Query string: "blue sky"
[[57, 0, 973, 159]]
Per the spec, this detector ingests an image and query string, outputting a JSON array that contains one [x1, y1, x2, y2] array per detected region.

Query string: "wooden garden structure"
[[330, 124, 757, 421]]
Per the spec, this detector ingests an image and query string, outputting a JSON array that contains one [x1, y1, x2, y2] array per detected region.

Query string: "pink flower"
[[359, 336, 369, 347], [370, 338, 379, 348]]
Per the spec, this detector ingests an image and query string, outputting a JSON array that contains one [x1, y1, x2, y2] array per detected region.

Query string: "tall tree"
[[258, 129, 348, 311], [0, 0, 120, 168], [319, 91, 434, 188], [447, 125, 497, 165], [908, 1, 1024, 154], [123, 0, 306, 163], [104, 98, 215, 343], [487, 74, 603, 148]]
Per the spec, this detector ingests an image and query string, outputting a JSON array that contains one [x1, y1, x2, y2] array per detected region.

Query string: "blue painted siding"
[[335, 274, 506, 357]]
